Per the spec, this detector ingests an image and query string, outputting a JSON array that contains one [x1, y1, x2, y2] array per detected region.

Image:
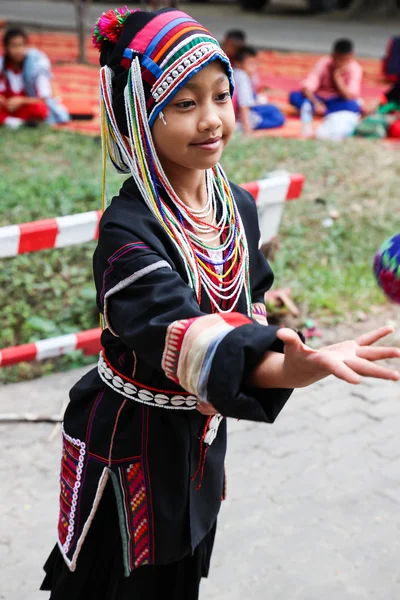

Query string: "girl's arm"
[[98, 195, 399, 423], [249, 326, 399, 389], [104, 260, 293, 423], [96, 209, 294, 423], [241, 189, 399, 390]]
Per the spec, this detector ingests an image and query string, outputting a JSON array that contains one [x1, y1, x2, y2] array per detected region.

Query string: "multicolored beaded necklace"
[[99, 36, 252, 314]]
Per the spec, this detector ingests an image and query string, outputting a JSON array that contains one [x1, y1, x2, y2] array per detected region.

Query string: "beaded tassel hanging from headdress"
[[95, 7, 252, 314]]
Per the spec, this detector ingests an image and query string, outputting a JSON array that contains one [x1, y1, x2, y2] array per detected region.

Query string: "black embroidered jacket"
[[57, 178, 293, 576]]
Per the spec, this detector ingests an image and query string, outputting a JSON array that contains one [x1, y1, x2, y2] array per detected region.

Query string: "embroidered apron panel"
[[112, 460, 153, 574], [58, 429, 86, 555]]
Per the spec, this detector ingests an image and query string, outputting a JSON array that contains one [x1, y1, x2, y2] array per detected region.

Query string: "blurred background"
[[1, 2, 400, 600]]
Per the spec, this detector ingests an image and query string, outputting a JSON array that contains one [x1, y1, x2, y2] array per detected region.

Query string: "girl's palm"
[[277, 326, 400, 387]]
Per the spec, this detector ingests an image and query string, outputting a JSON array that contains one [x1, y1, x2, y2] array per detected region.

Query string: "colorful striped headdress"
[[94, 7, 234, 129]]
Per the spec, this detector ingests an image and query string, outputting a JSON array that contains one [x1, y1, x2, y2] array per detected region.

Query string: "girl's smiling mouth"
[[190, 136, 222, 151]]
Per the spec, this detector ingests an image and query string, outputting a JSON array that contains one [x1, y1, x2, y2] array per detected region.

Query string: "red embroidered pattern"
[[252, 302, 267, 318], [162, 313, 252, 388], [162, 317, 197, 384], [58, 430, 86, 553], [124, 462, 151, 569], [252, 302, 268, 325]]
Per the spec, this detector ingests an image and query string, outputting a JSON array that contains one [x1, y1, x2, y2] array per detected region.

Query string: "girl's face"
[[6, 35, 27, 65], [152, 60, 235, 175]]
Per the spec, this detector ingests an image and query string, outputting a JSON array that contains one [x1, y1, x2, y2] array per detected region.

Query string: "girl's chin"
[[189, 158, 220, 171], [186, 149, 223, 169]]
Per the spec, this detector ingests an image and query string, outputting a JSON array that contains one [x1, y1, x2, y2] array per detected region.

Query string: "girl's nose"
[[198, 106, 222, 133]]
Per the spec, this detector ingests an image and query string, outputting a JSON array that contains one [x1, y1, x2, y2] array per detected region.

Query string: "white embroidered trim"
[[59, 467, 110, 572], [103, 260, 171, 336], [152, 43, 212, 101], [60, 427, 86, 557], [150, 43, 229, 114], [98, 352, 198, 410]]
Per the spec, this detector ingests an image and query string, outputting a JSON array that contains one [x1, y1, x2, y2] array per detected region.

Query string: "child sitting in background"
[[233, 46, 285, 135], [0, 27, 70, 128], [289, 39, 363, 117]]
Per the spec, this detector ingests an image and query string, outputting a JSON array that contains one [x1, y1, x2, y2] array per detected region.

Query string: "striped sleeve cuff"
[[162, 313, 253, 402], [162, 313, 295, 423]]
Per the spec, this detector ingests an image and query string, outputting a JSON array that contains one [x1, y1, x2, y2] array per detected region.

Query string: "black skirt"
[[40, 482, 216, 600]]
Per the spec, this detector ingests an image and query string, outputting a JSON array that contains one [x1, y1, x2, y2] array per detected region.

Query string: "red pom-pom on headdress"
[[92, 6, 139, 51]]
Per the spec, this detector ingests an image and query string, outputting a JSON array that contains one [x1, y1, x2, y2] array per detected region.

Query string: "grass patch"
[[227, 135, 400, 319], [1, 128, 399, 382]]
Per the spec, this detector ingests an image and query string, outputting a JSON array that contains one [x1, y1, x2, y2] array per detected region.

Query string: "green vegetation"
[[1, 128, 398, 382]]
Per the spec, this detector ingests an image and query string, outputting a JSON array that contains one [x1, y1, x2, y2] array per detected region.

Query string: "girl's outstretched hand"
[[276, 325, 400, 388], [197, 326, 400, 414]]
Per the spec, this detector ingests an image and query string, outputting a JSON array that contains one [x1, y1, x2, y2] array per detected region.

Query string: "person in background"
[[381, 74, 400, 107], [289, 39, 363, 116], [234, 45, 285, 135], [148, 0, 177, 10], [380, 74, 400, 138], [0, 27, 70, 129], [221, 29, 246, 65]]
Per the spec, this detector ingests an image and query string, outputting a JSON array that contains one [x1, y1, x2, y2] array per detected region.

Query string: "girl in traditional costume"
[[41, 7, 399, 599]]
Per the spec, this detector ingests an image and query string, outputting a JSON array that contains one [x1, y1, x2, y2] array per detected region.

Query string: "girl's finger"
[[357, 346, 400, 361], [277, 328, 315, 353], [356, 326, 394, 347], [314, 354, 361, 385], [346, 357, 400, 381], [276, 327, 301, 344]]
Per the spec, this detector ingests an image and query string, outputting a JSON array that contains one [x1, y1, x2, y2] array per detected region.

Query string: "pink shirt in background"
[[302, 56, 363, 100]]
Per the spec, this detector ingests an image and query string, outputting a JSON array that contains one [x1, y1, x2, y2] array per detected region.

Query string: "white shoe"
[[4, 116, 23, 129]]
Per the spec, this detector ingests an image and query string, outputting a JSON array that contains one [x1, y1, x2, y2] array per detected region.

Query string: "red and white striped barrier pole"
[[241, 172, 304, 202], [242, 172, 304, 246], [0, 174, 304, 257], [0, 173, 304, 366], [0, 211, 102, 258], [0, 329, 102, 367]]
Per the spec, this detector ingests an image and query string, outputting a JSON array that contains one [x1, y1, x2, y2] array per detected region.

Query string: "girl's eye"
[[175, 100, 195, 109], [216, 92, 230, 102]]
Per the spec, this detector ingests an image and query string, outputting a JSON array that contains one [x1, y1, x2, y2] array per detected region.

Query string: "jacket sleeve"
[[96, 218, 293, 423]]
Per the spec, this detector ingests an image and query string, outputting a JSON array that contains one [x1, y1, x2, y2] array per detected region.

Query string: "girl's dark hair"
[[3, 27, 29, 48]]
